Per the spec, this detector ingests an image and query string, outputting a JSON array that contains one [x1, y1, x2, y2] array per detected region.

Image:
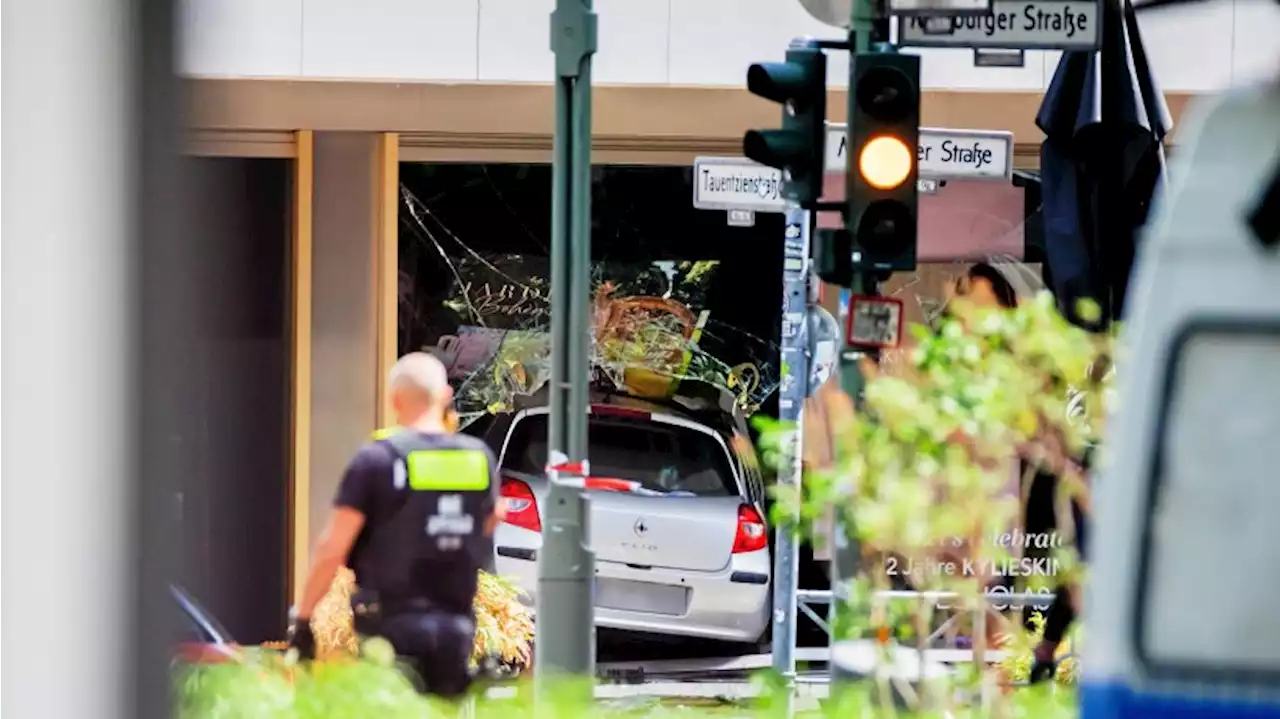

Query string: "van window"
[[1138, 325, 1280, 678], [502, 414, 739, 496]]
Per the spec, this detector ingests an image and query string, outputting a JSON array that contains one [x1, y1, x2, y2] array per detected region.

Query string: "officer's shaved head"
[[388, 352, 453, 424]]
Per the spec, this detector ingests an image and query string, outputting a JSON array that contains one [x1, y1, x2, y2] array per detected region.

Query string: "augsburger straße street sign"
[[824, 125, 1014, 181], [898, 0, 1102, 51]]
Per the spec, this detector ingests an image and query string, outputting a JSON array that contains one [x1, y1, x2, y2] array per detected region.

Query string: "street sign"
[[845, 295, 905, 349], [692, 156, 787, 213], [825, 124, 1013, 180], [898, 0, 1102, 51], [727, 209, 757, 227]]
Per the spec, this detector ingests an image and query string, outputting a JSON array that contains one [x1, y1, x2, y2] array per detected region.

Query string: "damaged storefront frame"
[[395, 160, 1047, 435], [396, 164, 788, 428]]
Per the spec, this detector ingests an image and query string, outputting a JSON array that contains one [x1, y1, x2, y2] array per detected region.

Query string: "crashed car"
[[468, 388, 773, 647]]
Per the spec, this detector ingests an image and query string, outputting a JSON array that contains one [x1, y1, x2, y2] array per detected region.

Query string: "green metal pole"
[[829, 0, 882, 642], [538, 0, 598, 701]]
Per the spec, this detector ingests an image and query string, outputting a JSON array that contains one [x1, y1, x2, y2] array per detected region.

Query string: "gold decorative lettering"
[[463, 281, 550, 322]]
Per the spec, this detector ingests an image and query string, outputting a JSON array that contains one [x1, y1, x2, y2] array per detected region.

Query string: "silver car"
[[479, 394, 772, 645]]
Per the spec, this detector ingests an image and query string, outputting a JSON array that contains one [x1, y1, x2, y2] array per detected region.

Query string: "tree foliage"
[[764, 291, 1112, 711]]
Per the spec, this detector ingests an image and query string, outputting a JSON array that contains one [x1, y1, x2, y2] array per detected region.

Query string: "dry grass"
[[302, 568, 534, 667]]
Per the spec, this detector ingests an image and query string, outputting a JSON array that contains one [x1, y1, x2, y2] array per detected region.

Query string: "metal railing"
[[800, 586, 1056, 648]]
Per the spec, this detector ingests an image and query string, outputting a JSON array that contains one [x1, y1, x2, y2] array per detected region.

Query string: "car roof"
[[461, 386, 754, 452], [514, 386, 746, 432]]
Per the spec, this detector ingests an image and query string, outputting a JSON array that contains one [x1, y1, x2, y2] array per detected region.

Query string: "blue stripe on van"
[[1082, 681, 1280, 719]]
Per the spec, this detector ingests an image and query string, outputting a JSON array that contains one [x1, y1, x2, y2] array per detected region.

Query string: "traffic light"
[[743, 46, 827, 207], [813, 228, 854, 287], [847, 52, 921, 272]]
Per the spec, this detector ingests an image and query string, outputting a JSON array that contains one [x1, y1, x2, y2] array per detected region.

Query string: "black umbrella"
[[1036, 0, 1172, 328]]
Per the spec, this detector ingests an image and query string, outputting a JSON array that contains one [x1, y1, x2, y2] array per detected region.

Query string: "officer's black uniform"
[[338, 427, 500, 699]]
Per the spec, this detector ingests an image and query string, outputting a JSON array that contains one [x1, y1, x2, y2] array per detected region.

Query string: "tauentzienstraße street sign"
[[824, 125, 1014, 180], [692, 156, 787, 213], [694, 127, 1012, 214], [898, 0, 1101, 51]]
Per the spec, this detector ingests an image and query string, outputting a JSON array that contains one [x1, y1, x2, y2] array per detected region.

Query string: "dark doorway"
[[182, 157, 291, 644]]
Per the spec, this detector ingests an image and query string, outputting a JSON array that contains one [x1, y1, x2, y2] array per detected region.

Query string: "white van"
[[1083, 82, 1280, 715]]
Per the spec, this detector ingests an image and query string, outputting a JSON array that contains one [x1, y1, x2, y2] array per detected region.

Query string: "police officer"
[[287, 352, 504, 699]]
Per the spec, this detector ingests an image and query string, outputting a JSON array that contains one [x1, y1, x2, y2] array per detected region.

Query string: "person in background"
[[287, 352, 504, 700], [950, 262, 1086, 681]]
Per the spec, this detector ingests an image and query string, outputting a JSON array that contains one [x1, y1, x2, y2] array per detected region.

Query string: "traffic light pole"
[[740, 37, 832, 719], [828, 0, 890, 653], [537, 0, 597, 699], [770, 208, 814, 713]]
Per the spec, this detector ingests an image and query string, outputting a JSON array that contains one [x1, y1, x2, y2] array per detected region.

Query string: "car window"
[[503, 414, 738, 496], [729, 431, 765, 504], [460, 412, 496, 440]]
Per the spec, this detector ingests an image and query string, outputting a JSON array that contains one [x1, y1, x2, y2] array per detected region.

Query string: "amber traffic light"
[[846, 52, 921, 272]]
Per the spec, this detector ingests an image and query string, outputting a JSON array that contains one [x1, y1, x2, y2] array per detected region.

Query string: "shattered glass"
[[864, 255, 1062, 403], [398, 180, 781, 429], [880, 255, 1045, 325]]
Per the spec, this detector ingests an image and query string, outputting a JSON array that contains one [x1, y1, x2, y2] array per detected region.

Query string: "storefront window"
[[396, 163, 787, 423]]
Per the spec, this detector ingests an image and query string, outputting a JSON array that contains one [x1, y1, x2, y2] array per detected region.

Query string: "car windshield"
[[503, 414, 738, 497]]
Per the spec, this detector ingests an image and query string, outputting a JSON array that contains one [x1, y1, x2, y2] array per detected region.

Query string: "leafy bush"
[[997, 614, 1080, 686], [763, 291, 1110, 712], [175, 642, 429, 719], [176, 650, 1080, 719]]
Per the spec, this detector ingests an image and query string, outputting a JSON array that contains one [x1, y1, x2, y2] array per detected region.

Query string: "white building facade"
[[181, 0, 1278, 92]]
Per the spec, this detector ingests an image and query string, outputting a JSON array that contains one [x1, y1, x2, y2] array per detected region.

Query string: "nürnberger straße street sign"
[[898, 0, 1102, 51]]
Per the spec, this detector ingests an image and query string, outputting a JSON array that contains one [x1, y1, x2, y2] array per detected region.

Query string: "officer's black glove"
[[287, 616, 316, 661]]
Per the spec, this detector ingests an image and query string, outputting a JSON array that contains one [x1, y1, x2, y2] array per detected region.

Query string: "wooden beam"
[[188, 78, 1200, 150], [373, 133, 400, 428], [288, 130, 314, 602]]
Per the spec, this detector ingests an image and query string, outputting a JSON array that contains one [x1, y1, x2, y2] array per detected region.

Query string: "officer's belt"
[[353, 592, 448, 618]]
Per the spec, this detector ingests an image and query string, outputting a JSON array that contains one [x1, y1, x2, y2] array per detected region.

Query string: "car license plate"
[[594, 578, 689, 616]]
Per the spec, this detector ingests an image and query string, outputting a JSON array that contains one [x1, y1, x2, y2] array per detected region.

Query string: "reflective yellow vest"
[[370, 426, 400, 441]]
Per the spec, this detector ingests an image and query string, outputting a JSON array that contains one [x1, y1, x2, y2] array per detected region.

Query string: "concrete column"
[[298, 131, 398, 557], [308, 132, 380, 548]]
